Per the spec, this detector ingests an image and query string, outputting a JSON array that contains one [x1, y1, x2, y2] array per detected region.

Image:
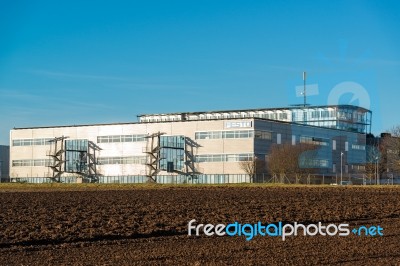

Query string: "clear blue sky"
[[1, 0, 400, 144]]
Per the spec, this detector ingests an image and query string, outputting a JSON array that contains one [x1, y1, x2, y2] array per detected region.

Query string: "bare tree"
[[239, 158, 266, 182], [267, 143, 317, 183], [365, 144, 385, 183], [381, 126, 400, 175]]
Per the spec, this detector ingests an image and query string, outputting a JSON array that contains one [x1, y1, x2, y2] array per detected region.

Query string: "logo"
[[327, 81, 371, 110], [225, 121, 252, 129], [188, 219, 383, 241]]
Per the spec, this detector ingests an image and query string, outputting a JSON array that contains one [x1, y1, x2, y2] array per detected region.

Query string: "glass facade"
[[254, 119, 367, 174], [159, 136, 185, 172], [65, 139, 89, 173], [290, 105, 371, 133]]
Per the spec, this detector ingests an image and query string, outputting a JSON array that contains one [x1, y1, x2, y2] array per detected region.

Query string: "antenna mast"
[[303, 71, 307, 107]]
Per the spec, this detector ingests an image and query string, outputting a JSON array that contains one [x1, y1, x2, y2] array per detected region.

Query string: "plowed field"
[[0, 185, 399, 265]]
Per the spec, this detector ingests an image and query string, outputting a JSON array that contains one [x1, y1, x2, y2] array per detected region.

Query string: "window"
[[195, 130, 268, 140], [303, 111, 307, 121], [12, 159, 53, 167], [255, 131, 272, 140], [97, 134, 146, 143], [302, 159, 329, 168], [212, 155, 223, 162], [122, 136, 133, 142], [333, 163, 336, 173], [300, 136, 329, 146], [277, 134, 281, 144], [239, 154, 252, 161], [97, 136, 108, 143], [224, 131, 235, 138], [111, 136, 121, 143], [97, 156, 146, 165], [332, 140, 336, 150], [211, 132, 222, 139], [352, 144, 365, 150], [311, 111, 320, 119], [321, 111, 329, 118], [12, 138, 53, 146], [195, 153, 253, 163], [226, 154, 236, 162], [292, 135, 296, 145], [320, 160, 329, 167], [237, 131, 249, 138], [160, 136, 185, 149], [345, 141, 349, 152], [310, 159, 328, 167]]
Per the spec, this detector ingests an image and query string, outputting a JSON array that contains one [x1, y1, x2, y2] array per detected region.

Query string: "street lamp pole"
[[340, 152, 343, 185], [253, 156, 257, 183], [303, 71, 307, 107], [375, 156, 379, 185]]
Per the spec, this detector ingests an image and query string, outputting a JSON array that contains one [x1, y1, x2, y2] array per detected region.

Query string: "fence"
[[8, 174, 400, 185], [9, 174, 251, 184]]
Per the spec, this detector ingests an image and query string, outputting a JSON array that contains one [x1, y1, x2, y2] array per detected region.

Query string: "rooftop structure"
[[138, 105, 372, 134]]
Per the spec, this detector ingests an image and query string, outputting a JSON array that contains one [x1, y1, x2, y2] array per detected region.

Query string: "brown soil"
[[0, 186, 399, 265]]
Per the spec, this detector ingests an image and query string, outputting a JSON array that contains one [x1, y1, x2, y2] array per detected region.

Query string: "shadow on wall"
[[0, 145, 10, 181]]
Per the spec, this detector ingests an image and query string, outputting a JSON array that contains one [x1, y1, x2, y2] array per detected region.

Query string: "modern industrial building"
[[9, 104, 371, 183], [0, 145, 10, 182]]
